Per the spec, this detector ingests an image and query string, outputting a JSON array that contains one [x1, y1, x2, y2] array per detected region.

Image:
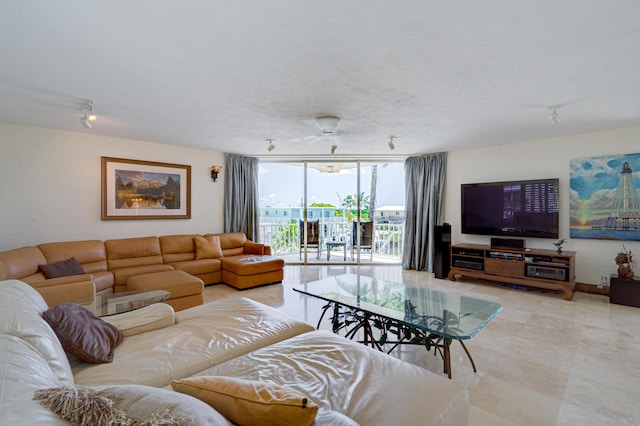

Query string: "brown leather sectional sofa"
[[0, 232, 284, 309]]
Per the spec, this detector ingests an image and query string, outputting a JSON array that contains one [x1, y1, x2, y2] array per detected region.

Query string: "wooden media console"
[[448, 243, 576, 300]]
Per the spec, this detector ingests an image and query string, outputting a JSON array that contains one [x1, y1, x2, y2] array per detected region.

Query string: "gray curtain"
[[402, 152, 447, 271], [223, 153, 259, 241]]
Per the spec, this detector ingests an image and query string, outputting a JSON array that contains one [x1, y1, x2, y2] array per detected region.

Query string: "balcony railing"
[[258, 220, 404, 261]]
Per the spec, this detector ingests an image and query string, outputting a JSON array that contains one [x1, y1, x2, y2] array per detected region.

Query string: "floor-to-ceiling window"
[[258, 160, 405, 265]]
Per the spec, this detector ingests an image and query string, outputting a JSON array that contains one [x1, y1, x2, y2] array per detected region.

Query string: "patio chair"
[[299, 220, 322, 260], [351, 221, 374, 261]]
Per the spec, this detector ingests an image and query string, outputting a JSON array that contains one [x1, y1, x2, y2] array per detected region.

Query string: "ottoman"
[[127, 270, 204, 311], [221, 255, 284, 290]]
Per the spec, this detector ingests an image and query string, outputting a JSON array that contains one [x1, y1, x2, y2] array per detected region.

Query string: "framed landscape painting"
[[102, 157, 191, 220], [570, 152, 640, 240]]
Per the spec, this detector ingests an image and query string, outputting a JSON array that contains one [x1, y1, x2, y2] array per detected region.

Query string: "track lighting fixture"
[[387, 136, 396, 150], [80, 100, 97, 128], [80, 115, 92, 128], [330, 141, 337, 155], [266, 139, 275, 152], [548, 105, 560, 125]]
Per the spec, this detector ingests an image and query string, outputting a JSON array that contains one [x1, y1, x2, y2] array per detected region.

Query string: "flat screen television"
[[461, 178, 559, 239]]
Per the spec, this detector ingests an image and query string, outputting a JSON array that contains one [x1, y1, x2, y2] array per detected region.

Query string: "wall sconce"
[[211, 165, 222, 182]]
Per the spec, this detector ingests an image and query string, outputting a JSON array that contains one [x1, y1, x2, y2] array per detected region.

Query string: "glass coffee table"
[[294, 274, 502, 378], [74, 290, 170, 317]]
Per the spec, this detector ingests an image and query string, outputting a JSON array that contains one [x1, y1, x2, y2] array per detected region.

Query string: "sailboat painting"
[[570, 153, 640, 241]]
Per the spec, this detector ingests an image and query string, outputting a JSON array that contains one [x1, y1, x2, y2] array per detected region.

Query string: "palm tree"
[[341, 192, 371, 221]]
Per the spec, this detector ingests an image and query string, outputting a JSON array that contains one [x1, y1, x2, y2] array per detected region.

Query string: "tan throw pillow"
[[194, 235, 223, 259], [171, 376, 319, 426], [42, 302, 123, 363], [34, 385, 230, 426]]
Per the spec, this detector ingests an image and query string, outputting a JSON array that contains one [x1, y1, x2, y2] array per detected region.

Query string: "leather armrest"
[[244, 241, 266, 255], [29, 274, 95, 307], [102, 303, 176, 336], [31, 273, 94, 287], [264, 245, 272, 256]]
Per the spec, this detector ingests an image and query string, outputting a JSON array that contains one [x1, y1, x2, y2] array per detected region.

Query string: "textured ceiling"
[[1, 1, 639, 158]]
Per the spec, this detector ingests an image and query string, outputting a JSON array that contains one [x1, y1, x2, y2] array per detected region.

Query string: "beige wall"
[[2, 121, 639, 287], [0, 122, 225, 250], [445, 125, 640, 286]]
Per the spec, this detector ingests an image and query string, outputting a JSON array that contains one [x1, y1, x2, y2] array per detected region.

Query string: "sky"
[[258, 162, 405, 208]]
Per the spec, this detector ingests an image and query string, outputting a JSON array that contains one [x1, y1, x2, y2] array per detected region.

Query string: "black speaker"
[[434, 223, 451, 279], [490, 237, 525, 251]]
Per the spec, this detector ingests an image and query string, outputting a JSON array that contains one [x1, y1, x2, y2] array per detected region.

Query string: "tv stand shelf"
[[448, 243, 576, 300]]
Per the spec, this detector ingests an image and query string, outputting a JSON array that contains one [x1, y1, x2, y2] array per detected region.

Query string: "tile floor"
[[202, 265, 640, 426]]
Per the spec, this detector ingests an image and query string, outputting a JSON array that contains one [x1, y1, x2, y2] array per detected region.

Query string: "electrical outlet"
[[598, 276, 608, 289]]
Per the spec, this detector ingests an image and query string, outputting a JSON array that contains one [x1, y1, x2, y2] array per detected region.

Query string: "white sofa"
[[0, 279, 469, 425]]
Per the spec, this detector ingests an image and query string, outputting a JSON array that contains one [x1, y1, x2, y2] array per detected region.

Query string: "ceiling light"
[[330, 141, 337, 155], [316, 116, 341, 135], [80, 100, 96, 128], [80, 115, 92, 128], [86, 100, 97, 122], [266, 139, 275, 152], [388, 136, 396, 150], [548, 105, 560, 125]]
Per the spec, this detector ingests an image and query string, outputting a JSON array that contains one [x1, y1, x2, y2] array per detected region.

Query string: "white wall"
[[3, 121, 639, 286], [0, 122, 225, 250], [445, 125, 640, 286]]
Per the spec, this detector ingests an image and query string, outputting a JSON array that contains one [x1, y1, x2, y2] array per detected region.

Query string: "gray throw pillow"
[[39, 257, 85, 278], [42, 302, 123, 363]]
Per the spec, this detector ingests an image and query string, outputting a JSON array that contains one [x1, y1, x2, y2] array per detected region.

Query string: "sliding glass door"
[[258, 160, 405, 265]]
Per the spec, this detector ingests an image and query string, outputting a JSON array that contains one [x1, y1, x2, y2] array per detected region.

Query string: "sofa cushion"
[[244, 241, 265, 255], [38, 257, 85, 279], [194, 235, 223, 259], [314, 409, 360, 425], [159, 234, 199, 263], [171, 376, 318, 426], [0, 246, 47, 279], [42, 302, 123, 363], [221, 255, 284, 276], [127, 270, 203, 299], [105, 237, 165, 273], [34, 385, 231, 426], [72, 297, 314, 388], [0, 334, 71, 424], [170, 258, 222, 276], [111, 264, 174, 287], [0, 280, 74, 386], [206, 232, 247, 257], [193, 330, 469, 426], [30, 274, 95, 307], [92, 270, 116, 294], [38, 240, 108, 276]]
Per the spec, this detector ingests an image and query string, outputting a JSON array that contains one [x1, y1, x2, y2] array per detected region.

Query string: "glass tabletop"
[[74, 290, 170, 317], [294, 274, 502, 340]]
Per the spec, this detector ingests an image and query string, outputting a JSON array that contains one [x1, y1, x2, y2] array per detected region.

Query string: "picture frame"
[[101, 156, 191, 220], [570, 152, 640, 240]]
